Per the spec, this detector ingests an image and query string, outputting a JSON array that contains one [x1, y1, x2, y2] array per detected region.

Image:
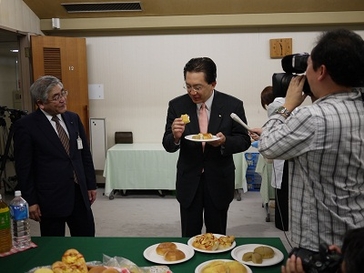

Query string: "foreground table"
[[1, 236, 287, 273], [103, 144, 249, 198]]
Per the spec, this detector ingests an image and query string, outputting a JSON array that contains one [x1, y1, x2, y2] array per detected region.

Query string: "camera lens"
[[272, 73, 312, 97]]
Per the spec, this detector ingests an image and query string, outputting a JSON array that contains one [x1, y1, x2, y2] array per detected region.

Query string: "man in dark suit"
[[13, 75, 97, 236], [163, 57, 251, 237]]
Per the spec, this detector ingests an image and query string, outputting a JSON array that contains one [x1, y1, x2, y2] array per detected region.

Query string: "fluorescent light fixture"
[[10, 49, 19, 53]]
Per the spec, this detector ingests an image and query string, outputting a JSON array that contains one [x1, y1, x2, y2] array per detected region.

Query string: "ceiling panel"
[[23, 0, 364, 19]]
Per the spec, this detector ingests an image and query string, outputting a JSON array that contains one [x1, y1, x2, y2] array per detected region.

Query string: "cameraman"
[[281, 227, 364, 273], [250, 28, 364, 252]]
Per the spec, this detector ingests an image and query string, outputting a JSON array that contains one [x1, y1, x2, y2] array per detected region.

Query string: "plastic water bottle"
[[0, 194, 12, 253], [9, 190, 31, 249]]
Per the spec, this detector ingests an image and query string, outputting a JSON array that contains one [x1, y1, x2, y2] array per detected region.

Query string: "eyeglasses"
[[49, 90, 68, 102], [183, 84, 207, 93]]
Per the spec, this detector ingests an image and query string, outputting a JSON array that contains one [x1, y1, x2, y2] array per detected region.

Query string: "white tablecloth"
[[103, 143, 248, 197], [255, 154, 275, 204]]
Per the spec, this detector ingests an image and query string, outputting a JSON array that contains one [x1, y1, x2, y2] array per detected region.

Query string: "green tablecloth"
[[1, 236, 287, 273]]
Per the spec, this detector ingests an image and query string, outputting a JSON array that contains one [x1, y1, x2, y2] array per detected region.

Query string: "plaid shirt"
[[258, 88, 364, 251]]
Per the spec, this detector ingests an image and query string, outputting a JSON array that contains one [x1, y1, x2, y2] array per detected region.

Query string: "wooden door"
[[30, 36, 89, 136]]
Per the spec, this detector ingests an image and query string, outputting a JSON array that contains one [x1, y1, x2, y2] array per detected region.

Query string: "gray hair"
[[30, 75, 63, 104]]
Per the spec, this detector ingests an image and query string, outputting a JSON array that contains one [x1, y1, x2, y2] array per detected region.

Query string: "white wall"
[[0, 0, 41, 34], [86, 28, 364, 148]]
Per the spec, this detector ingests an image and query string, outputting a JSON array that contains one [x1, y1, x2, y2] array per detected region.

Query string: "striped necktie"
[[52, 116, 78, 183], [52, 116, 70, 155]]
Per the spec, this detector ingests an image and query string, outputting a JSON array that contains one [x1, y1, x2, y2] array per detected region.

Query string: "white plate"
[[143, 242, 194, 265], [185, 134, 220, 142], [195, 259, 252, 273], [187, 234, 236, 253], [231, 244, 284, 267]]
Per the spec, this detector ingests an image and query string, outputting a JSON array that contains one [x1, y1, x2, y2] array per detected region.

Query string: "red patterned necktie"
[[52, 116, 70, 154], [199, 103, 208, 150]]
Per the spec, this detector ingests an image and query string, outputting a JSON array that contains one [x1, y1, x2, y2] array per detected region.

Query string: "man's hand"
[[209, 132, 225, 147], [172, 117, 186, 144], [284, 75, 308, 112], [249, 128, 262, 141], [88, 189, 97, 205], [29, 204, 42, 222], [281, 255, 305, 273]]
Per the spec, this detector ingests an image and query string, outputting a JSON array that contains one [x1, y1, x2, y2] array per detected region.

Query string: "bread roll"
[[252, 252, 263, 264], [181, 114, 190, 124], [102, 268, 119, 273], [156, 242, 177, 256], [164, 249, 186, 261], [242, 251, 253, 262], [88, 266, 107, 273], [254, 246, 275, 259]]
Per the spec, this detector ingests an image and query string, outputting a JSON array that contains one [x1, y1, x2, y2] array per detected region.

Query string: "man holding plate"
[[163, 57, 251, 237]]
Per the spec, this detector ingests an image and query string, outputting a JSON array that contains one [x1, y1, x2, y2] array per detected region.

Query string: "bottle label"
[[0, 210, 11, 229], [10, 205, 28, 221]]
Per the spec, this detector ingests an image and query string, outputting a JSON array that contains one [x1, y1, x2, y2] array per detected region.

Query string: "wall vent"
[[61, 1, 142, 13]]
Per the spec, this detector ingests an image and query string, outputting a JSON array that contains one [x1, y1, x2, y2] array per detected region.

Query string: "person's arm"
[[13, 119, 41, 220], [162, 102, 184, 152]]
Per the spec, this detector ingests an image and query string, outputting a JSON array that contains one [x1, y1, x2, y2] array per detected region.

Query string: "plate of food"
[[231, 244, 284, 267], [195, 259, 252, 273], [187, 233, 236, 253], [185, 134, 220, 142], [143, 242, 194, 265]]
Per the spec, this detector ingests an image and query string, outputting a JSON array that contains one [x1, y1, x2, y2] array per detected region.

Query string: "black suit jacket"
[[13, 109, 96, 217], [162, 91, 251, 209]]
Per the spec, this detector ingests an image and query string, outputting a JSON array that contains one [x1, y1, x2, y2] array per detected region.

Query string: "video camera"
[[272, 53, 312, 98], [0, 106, 27, 123], [288, 243, 342, 273]]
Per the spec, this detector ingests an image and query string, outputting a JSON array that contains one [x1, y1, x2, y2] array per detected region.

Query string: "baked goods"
[[164, 249, 186, 261], [201, 260, 247, 273], [192, 233, 235, 251], [217, 235, 235, 250], [34, 268, 54, 273], [181, 114, 190, 124], [192, 233, 219, 251], [225, 261, 247, 273], [254, 246, 275, 259], [88, 266, 107, 273], [156, 242, 177, 255], [242, 252, 253, 262], [102, 269, 119, 273], [201, 261, 226, 273], [192, 133, 213, 140], [252, 252, 263, 264], [52, 249, 88, 273], [51, 261, 72, 273], [242, 245, 275, 264]]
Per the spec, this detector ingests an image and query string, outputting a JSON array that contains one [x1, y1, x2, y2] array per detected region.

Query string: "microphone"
[[230, 113, 251, 131]]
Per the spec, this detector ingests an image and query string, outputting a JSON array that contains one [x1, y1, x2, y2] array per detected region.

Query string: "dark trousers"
[[40, 183, 95, 236], [180, 173, 228, 237], [275, 161, 289, 231]]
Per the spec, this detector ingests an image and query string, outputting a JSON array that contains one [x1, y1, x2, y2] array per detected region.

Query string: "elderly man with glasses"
[[13, 75, 97, 237]]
